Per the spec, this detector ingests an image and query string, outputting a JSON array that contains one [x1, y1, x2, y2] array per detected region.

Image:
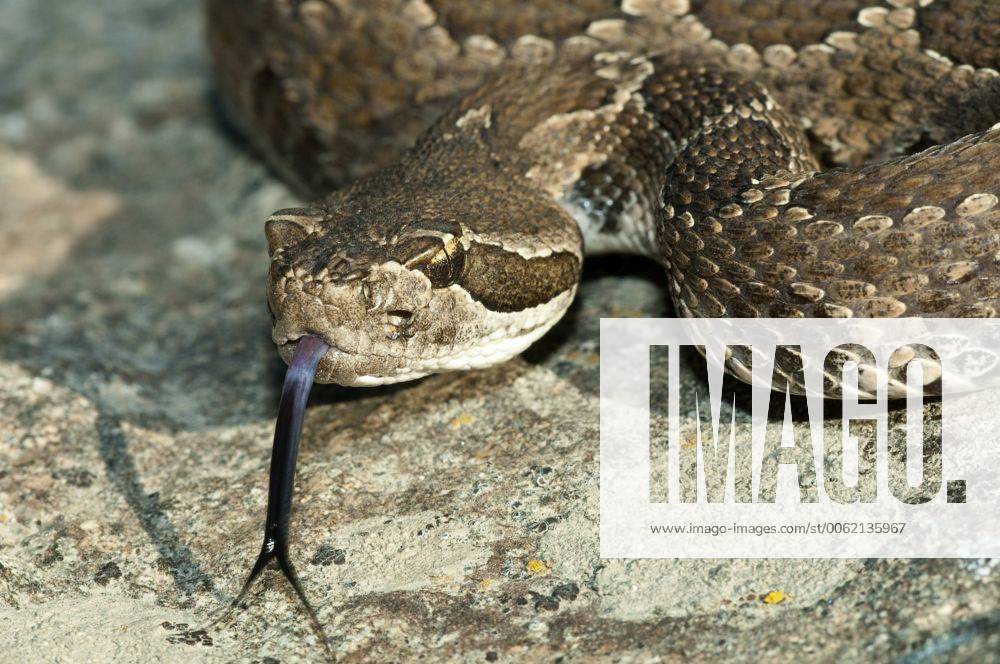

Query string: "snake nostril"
[[385, 309, 413, 327], [383, 309, 415, 340]]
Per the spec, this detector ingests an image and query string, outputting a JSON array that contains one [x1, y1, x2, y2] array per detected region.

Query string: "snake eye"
[[395, 235, 465, 288]]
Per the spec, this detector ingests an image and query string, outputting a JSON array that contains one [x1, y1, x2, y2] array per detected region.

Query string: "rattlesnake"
[[208, 0, 1000, 388], [204, 0, 1000, 641]]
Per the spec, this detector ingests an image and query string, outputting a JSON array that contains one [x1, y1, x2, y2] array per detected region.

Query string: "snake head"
[[265, 192, 582, 386]]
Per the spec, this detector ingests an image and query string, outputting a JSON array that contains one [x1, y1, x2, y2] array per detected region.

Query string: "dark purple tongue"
[[232, 334, 330, 648]]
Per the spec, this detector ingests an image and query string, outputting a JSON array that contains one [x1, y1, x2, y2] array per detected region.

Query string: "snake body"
[[207, 0, 1000, 390], [207, 1, 1000, 636]]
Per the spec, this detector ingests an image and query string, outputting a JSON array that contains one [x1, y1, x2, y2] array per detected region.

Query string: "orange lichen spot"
[[762, 590, 786, 605], [450, 412, 476, 428], [480, 578, 494, 590]]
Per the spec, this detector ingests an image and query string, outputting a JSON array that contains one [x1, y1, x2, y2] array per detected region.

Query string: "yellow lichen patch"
[[679, 430, 699, 450], [526, 559, 550, 575], [762, 590, 786, 605], [480, 578, 494, 590], [450, 412, 476, 428]]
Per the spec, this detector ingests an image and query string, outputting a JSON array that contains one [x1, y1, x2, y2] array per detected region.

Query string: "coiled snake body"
[[208, 0, 1000, 393], [208, 0, 1000, 394], [206, 0, 1000, 635]]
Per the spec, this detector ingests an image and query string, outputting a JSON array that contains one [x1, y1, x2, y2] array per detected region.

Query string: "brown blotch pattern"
[[460, 243, 581, 313]]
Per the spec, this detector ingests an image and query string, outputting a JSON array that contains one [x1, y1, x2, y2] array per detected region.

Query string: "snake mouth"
[[276, 335, 339, 358], [280, 341, 352, 385], [276, 334, 347, 378], [275, 335, 391, 363], [275, 334, 420, 386]]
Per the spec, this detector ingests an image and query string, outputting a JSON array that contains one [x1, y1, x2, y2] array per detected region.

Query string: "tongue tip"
[[227, 540, 333, 656]]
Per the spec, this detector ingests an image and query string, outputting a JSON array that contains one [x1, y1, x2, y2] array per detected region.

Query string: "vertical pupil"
[[421, 248, 454, 287], [398, 235, 464, 288]]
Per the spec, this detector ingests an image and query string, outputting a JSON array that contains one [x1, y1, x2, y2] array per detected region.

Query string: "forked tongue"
[[231, 334, 331, 650]]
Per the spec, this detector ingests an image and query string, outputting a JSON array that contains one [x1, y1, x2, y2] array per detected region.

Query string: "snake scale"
[[204, 0, 1000, 638]]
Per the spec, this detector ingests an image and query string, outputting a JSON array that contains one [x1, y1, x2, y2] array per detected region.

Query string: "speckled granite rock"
[[0, 1, 997, 662]]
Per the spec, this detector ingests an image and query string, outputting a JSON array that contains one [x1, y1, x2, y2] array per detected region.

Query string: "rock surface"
[[0, 1, 997, 661]]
